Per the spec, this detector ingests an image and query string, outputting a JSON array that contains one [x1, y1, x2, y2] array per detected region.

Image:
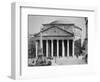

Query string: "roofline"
[[34, 25, 73, 36], [74, 25, 82, 30], [42, 24, 74, 25]]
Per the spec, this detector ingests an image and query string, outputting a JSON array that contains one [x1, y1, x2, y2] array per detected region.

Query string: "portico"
[[35, 39, 74, 58]]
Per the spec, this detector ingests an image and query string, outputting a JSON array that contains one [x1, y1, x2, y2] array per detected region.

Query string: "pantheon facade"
[[33, 20, 82, 58]]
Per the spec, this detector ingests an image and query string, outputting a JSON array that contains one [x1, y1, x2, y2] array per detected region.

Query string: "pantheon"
[[32, 20, 82, 58]]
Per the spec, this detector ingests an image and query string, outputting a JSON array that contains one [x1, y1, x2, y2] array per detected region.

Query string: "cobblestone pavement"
[[52, 56, 86, 65], [28, 56, 86, 66]]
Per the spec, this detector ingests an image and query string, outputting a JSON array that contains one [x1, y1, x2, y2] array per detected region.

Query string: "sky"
[[28, 15, 87, 40]]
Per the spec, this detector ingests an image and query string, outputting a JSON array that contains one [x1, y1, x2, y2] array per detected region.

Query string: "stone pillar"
[[36, 40, 38, 58], [40, 30, 43, 49], [57, 40, 59, 57], [72, 40, 75, 57], [62, 40, 65, 57], [51, 40, 53, 57], [67, 40, 69, 57], [46, 40, 48, 57]]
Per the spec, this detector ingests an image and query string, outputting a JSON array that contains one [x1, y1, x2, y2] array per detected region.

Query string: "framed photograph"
[[11, 2, 96, 80]]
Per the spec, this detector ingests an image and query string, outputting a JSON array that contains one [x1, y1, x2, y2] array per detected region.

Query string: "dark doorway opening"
[[69, 40, 72, 56]]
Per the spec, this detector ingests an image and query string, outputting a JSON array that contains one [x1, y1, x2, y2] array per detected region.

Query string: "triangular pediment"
[[34, 26, 73, 37]]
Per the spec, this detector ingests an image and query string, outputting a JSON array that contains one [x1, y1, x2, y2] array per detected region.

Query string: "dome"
[[50, 20, 74, 25]]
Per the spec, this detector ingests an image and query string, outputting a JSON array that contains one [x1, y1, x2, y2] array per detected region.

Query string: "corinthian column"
[[62, 40, 65, 57], [51, 40, 53, 57], [57, 40, 59, 57], [67, 40, 69, 57], [35, 41, 38, 57], [46, 40, 48, 57], [72, 40, 75, 57]]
